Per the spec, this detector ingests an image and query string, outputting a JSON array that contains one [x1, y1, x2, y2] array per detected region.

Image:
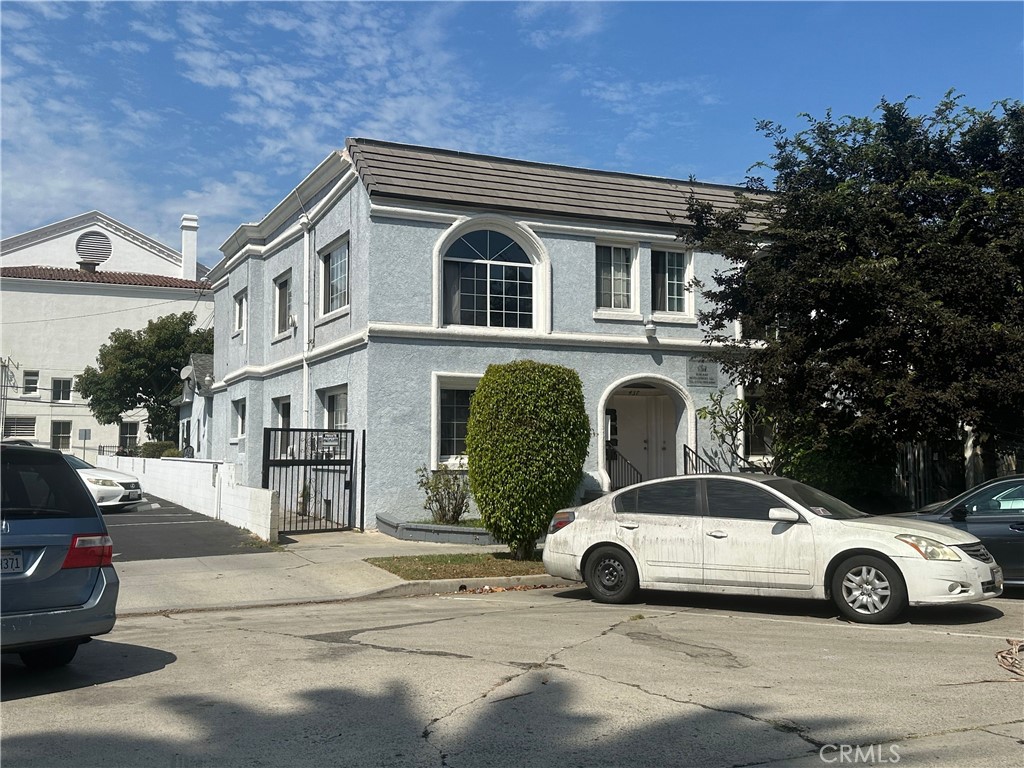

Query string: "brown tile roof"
[[346, 138, 767, 230], [0, 266, 209, 290]]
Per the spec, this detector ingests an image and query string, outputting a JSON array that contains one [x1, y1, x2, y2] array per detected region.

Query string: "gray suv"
[[1, 445, 119, 669]]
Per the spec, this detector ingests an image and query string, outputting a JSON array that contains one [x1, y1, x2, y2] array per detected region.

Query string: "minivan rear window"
[[1, 448, 98, 519]]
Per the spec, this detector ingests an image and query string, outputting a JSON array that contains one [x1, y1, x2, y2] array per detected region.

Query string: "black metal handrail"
[[682, 445, 717, 475], [607, 445, 643, 490]]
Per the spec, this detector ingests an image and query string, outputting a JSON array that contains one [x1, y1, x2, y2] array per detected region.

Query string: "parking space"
[[103, 496, 275, 562]]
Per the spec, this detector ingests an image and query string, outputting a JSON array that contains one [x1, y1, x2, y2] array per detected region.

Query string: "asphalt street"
[[2, 588, 1022, 768]]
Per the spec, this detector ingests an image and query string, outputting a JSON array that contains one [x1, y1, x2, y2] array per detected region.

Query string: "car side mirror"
[[769, 507, 801, 523], [949, 505, 969, 522]]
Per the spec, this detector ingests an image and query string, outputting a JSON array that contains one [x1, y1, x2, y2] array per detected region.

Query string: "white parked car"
[[543, 474, 1004, 624], [64, 455, 143, 510]]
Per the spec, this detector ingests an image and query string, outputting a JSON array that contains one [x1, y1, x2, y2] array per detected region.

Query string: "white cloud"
[[515, 1, 607, 50]]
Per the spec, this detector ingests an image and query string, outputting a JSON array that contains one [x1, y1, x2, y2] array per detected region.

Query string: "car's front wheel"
[[584, 546, 639, 604], [19, 641, 79, 670], [832, 555, 908, 624]]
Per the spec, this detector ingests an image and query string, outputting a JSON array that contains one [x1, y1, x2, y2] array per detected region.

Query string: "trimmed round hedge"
[[466, 360, 591, 559]]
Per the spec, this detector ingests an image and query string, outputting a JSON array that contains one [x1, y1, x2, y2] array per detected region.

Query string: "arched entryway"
[[599, 377, 696, 491]]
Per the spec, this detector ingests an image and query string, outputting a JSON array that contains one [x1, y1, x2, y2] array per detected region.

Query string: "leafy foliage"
[[696, 390, 789, 474], [685, 94, 1024, 458], [466, 360, 591, 560], [139, 441, 178, 458], [75, 312, 213, 440], [416, 464, 472, 525]]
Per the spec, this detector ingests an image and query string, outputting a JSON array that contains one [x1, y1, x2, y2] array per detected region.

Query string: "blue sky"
[[2, 1, 1021, 267]]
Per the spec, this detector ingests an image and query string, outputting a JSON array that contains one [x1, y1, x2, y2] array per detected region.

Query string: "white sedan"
[[64, 455, 144, 510], [543, 474, 1004, 623]]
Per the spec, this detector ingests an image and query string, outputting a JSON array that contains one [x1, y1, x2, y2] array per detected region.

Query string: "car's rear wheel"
[[19, 641, 79, 670], [584, 546, 639, 604], [832, 555, 907, 624]]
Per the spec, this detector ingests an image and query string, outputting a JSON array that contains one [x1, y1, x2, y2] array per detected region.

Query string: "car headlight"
[[896, 534, 962, 561], [85, 477, 120, 487]]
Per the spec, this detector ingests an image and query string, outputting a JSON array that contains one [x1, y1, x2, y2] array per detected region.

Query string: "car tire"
[[832, 555, 908, 624], [584, 546, 639, 604], [19, 641, 79, 670]]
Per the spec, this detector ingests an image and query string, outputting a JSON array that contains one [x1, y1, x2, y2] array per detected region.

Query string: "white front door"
[[608, 390, 677, 481]]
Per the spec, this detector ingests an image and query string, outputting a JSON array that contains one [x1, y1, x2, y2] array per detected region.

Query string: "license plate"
[[1, 549, 24, 574], [126, 491, 141, 500], [992, 566, 1003, 589]]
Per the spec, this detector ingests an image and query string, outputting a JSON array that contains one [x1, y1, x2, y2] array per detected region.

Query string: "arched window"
[[442, 230, 533, 329]]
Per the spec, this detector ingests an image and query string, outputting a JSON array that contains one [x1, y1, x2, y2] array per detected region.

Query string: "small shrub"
[[416, 464, 471, 525], [139, 441, 177, 458], [161, 447, 183, 458]]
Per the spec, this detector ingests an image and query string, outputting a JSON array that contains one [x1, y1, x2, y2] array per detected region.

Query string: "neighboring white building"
[[1, 212, 213, 461], [208, 138, 760, 534]]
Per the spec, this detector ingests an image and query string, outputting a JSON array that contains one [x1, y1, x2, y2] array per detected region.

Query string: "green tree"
[[466, 360, 591, 560], [75, 312, 213, 441], [685, 93, 1024, 465]]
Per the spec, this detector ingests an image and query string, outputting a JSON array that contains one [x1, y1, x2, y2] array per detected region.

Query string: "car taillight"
[[548, 509, 575, 534], [62, 534, 114, 569]]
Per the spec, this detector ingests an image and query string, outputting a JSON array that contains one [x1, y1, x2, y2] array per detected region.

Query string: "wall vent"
[[75, 231, 112, 263]]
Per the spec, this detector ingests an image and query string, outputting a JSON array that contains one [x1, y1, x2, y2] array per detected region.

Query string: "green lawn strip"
[[365, 552, 546, 581]]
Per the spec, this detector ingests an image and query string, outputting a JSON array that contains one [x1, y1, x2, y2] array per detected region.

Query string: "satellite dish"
[[179, 365, 194, 381]]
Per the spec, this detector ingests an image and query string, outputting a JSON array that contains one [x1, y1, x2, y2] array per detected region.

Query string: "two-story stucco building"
[[207, 139, 754, 530]]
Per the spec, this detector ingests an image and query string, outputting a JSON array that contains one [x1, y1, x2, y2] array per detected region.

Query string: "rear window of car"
[[1, 448, 98, 519]]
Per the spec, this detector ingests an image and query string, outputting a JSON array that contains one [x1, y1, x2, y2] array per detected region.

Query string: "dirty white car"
[[543, 474, 1003, 623]]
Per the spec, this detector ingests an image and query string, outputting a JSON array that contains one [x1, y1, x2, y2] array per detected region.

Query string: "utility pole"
[[0, 356, 17, 430]]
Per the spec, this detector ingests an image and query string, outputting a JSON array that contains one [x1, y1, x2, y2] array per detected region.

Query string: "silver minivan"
[[1, 445, 119, 669]]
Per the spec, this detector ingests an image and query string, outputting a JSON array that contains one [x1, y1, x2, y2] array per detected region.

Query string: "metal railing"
[[682, 445, 717, 475], [607, 445, 643, 490]]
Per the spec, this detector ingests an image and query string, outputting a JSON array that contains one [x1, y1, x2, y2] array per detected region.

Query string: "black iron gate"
[[262, 427, 365, 534]]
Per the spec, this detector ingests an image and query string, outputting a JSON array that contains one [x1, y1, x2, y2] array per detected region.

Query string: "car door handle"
[[618, 521, 640, 530], [706, 530, 728, 539]]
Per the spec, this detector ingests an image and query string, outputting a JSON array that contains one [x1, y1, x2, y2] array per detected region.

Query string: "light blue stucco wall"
[[210, 167, 742, 527]]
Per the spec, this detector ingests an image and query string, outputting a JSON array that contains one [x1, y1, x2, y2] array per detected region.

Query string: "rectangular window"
[[744, 396, 774, 457], [3, 417, 36, 437], [234, 291, 247, 333], [22, 371, 39, 395], [50, 420, 71, 450], [119, 422, 139, 449], [596, 245, 632, 309], [274, 397, 291, 430], [652, 250, 690, 314], [275, 273, 292, 335], [322, 241, 349, 314], [51, 378, 72, 402], [324, 387, 348, 430], [232, 399, 247, 438], [439, 388, 473, 459]]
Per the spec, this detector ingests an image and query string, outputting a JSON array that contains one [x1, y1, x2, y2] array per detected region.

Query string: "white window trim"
[[321, 385, 348, 430], [593, 241, 641, 320], [231, 398, 247, 442], [650, 247, 697, 324], [431, 215, 551, 334], [21, 370, 40, 398], [430, 372, 482, 469], [233, 290, 247, 336], [319, 235, 351, 320], [273, 270, 294, 339], [51, 377, 73, 403]]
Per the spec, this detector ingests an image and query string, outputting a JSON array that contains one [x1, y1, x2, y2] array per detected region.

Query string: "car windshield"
[[764, 478, 869, 519], [63, 455, 94, 470]]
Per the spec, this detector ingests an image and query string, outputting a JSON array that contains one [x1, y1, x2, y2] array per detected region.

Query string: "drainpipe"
[[299, 213, 312, 429]]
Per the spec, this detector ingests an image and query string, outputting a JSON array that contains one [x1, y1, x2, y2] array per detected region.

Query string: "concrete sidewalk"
[[116, 530, 571, 615]]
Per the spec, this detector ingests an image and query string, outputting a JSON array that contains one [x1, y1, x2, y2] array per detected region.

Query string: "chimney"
[[78, 260, 97, 273], [180, 214, 199, 280]]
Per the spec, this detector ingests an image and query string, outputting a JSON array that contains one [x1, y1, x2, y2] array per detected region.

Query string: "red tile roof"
[[0, 266, 209, 290]]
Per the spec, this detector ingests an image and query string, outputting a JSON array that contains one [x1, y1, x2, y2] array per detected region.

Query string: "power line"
[[0, 296, 210, 325]]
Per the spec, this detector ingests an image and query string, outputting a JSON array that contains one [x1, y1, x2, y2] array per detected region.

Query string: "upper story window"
[[234, 291, 247, 333], [22, 370, 39, 395], [274, 272, 292, 335], [51, 378, 72, 402], [596, 245, 633, 310], [322, 240, 349, 315], [442, 230, 532, 329], [652, 249, 692, 315]]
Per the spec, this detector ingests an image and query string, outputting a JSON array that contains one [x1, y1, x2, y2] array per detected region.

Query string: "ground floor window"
[[3, 416, 35, 438], [232, 399, 247, 439], [50, 420, 71, 450], [439, 388, 473, 460], [119, 421, 139, 449], [321, 386, 348, 430]]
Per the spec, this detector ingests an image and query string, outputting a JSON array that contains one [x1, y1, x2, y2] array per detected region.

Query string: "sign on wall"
[[686, 359, 719, 388]]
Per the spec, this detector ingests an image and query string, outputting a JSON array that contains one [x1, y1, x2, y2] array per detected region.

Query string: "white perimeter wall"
[[98, 455, 279, 542]]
